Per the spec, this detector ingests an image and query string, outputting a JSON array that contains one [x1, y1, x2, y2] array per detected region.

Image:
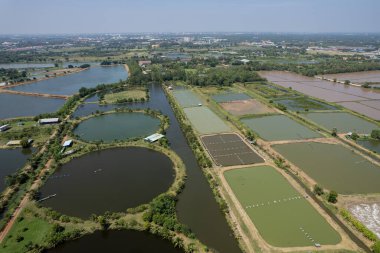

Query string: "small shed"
[[0, 124, 10, 132], [63, 140, 73, 147], [38, 118, 60, 125], [7, 140, 21, 146], [144, 133, 165, 143]]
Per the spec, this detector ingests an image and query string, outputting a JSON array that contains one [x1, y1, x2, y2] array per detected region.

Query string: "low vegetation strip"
[[183, 107, 231, 134], [224, 166, 341, 247]]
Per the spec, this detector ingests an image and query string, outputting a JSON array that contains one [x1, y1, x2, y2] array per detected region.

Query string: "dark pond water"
[[357, 139, 380, 153], [44, 230, 182, 253], [0, 93, 65, 119], [72, 83, 241, 252], [0, 148, 34, 192], [8, 66, 128, 95], [39, 147, 174, 219], [73, 112, 160, 143]]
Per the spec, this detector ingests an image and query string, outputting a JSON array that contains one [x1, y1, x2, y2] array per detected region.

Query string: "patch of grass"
[[0, 120, 53, 146], [1, 211, 53, 253], [103, 89, 146, 104]]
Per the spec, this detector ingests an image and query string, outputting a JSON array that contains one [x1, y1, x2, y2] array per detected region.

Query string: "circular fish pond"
[[39, 147, 175, 218], [44, 230, 183, 253], [73, 112, 160, 142]]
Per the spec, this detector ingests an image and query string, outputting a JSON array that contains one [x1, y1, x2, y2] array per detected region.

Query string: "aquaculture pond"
[[172, 90, 202, 108], [72, 83, 241, 253], [274, 97, 337, 111], [39, 147, 174, 218], [212, 92, 251, 103], [0, 93, 65, 119], [73, 112, 160, 142], [241, 115, 322, 141], [0, 148, 34, 192], [8, 65, 128, 95], [302, 112, 379, 134], [224, 166, 340, 247], [44, 230, 183, 253], [273, 142, 380, 194], [356, 139, 380, 153], [259, 71, 380, 120]]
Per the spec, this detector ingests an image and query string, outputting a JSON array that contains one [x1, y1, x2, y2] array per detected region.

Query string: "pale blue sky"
[[0, 0, 379, 34]]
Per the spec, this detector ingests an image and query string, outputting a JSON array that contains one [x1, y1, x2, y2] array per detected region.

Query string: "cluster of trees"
[[245, 58, 380, 77], [313, 185, 338, 203], [100, 60, 123, 65], [143, 194, 193, 238], [0, 68, 28, 83], [149, 64, 264, 87], [371, 129, 380, 140]]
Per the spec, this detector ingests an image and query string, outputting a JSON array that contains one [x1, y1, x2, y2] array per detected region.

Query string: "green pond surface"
[[183, 107, 231, 134], [273, 142, 380, 194], [74, 112, 160, 142], [224, 166, 340, 247], [302, 112, 379, 134], [357, 139, 380, 153], [212, 92, 251, 103], [274, 97, 337, 111], [172, 90, 202, 108], [241, 115, 322, 141]]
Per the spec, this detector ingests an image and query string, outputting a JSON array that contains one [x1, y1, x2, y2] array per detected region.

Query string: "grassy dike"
[[163, 84, 247, 252]]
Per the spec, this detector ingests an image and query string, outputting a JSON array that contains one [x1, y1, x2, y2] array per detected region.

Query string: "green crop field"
[[183, 107, 231, 134], [224, 166, 341, 247], [172, 90, 202, 108]]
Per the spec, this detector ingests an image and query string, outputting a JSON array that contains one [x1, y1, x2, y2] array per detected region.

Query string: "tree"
[[173, 237, 184, 248], [328, 191, 338, 203], [331, 128, 338, 137], [97, 216, 109, 230], [351, 132, 359, 141], [20, 138, 31, 148], [79, 64, 91, 69], [344, 80, 350, 85], [313, 185, 324, 196], [371, 129, 380, 140]]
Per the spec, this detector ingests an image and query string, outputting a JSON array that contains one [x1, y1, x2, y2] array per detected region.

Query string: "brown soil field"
[[220, 99, 276, 116]]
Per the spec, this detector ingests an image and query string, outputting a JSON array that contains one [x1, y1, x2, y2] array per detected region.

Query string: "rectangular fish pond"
[[224, 166, 341, 247], [183, 106, 231, 134], [241, 114, 322, 141], [302, 112, 379, 134], [273, 142, 380, 194]]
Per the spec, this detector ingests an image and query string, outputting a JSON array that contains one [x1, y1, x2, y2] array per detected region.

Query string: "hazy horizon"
[[0, 0, 379, 34]]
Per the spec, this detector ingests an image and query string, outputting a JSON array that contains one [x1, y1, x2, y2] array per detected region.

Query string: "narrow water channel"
[[73, 83, 241, 253]]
